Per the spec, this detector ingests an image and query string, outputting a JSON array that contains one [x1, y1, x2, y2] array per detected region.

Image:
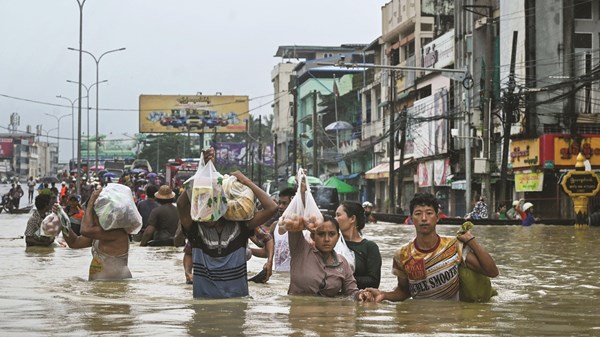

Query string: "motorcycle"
[[0, 193, 15, 214]]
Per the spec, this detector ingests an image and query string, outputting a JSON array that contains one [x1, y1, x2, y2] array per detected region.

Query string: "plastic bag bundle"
[[94, 183, 142, 234], [40, 213, 61, 237], [334, 235, 356, 271], [279, 169, 311, 232], [190, 155, 228, 222], [301, 174, 323, 224], [222, 174, 256, 221], [457, 221, 497, 302], [56, 207, 71, 237]]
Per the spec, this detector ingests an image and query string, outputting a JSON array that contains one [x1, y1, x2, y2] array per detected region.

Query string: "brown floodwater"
[[2, 185, 600, 336]]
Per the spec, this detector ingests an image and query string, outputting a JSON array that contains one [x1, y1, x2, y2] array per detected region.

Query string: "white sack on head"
[[94, 183, 142, 234]]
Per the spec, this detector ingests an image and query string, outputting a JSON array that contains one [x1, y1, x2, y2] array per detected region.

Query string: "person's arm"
[[361, 276, 410, 302], [26, 235, 55, 246], [62, 227, 93, 248], [140, 208, 159, 246], [177, 192, 193, 232], [458, 232, 499, 278], [232, 170, 277, 229], [262, 238, 274, 281], [140, 224, 156, 246], [80, 188, 128, 242]]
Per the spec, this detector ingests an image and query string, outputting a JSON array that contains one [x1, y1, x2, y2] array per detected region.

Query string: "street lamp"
[[68, 47, 126, 175], [56, 95, 77, 161], [42, 127, 58, 177], [67, 79, 108, 175], [44, 113, 70, 162]]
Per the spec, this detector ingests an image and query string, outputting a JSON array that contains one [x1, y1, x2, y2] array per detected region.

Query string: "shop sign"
[[515, 172, 544, 192], [510, 139, 540, 168], [561, 170, 600, 197], [554, 137, 600, 166]]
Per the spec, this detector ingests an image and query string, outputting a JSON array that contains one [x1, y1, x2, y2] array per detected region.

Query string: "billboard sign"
[[139, 95, 249, 133], [214, 142, 273, 167], [0, 138, 13, 159]]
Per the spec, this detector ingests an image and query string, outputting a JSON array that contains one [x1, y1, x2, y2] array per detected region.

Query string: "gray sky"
[[0, 0, 387, 162]]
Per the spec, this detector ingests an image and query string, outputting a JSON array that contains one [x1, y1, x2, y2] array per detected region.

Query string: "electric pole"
[[499, 31, 519, 204]]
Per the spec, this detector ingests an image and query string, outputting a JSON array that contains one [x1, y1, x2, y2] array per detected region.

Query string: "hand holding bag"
[[279, 169, 307, 232]]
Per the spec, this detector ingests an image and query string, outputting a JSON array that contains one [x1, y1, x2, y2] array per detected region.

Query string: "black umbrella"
[[41, 176, 59, 184]]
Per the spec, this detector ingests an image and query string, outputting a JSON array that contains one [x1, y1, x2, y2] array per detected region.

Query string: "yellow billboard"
[[139, 95, 249, 133]]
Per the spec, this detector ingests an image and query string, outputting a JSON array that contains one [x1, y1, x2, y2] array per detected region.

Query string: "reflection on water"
[[2, 194, 600, 336]]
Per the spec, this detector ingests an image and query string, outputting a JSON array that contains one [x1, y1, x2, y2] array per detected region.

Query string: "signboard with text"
[[515, 172, 544, 192], [554, 137, 600, 166], [0, 138, 13, 159], [561, 171, 600, 197], [139, 95, 249, 133], [509, 138, 540, 169]]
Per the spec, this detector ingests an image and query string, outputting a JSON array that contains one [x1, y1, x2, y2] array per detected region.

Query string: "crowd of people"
[[19, 148, 500, 303]]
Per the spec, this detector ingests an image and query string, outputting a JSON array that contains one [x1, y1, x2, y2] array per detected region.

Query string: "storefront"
[[510, 134, 600, 219]]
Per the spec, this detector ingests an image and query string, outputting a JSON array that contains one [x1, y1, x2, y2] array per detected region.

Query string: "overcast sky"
[[0, 1, 387, 161]]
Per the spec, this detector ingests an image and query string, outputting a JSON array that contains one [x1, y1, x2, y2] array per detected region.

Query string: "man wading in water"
[[358, 192, 498, 302]]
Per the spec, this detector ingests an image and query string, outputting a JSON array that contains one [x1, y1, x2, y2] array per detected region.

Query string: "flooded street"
[[2, 184, 600, 336]]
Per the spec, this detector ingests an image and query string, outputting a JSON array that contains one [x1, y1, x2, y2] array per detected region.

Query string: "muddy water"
[[2, 184, 600, 336]]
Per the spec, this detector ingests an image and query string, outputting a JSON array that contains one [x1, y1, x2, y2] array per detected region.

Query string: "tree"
[[137, 133, 190, 172]]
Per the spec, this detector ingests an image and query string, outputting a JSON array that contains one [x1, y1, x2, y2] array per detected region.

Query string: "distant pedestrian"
[[27, 176, 36, 203]]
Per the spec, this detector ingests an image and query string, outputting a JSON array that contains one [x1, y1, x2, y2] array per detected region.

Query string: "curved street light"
[[41, 127, 59, 177], [44, 112, 70, 163], [67, 46, 126, 176], [55, 95, 81, 161], [67, 79, 108, 176]]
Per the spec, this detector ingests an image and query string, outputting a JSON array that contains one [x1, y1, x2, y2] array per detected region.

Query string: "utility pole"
[[499, 31, 519, 204], [258, 115, 262, 188], [312, 90, 318, 177], [291, 76, 298, 174], [396, 106, 407, 213], [482, 6, 494, 208], [388, 70, 396, 213]]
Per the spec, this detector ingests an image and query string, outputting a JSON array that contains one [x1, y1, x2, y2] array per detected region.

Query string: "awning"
[[337, 172, 361, 180], [365, 158, 413, 180], [377, 100, 390, 108], [365, 162, 390, 180]]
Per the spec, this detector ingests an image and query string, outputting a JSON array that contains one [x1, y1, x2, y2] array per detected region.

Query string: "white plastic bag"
[[279, 169, 308, 232], [56, 206, 71, 237], [301, 173, 323, 224], [189, 155, 228, 222], [334, 234, 356, 272], [40, 213, 61, 237], [222, 174, 256, 221], [94, 183, 142, 234]]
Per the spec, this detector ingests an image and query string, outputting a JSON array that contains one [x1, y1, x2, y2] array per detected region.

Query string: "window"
[[366, 93, 372, 123], [574, 33, 592, 49], [574, 0, 592, 19]]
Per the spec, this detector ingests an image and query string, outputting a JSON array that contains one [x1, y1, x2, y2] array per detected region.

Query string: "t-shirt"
[[137, 198, 159, 229], [273, 224, 291, 272], [346, 239, 382, 289], [392, 235, 465, 300], [147, 203, 179, 241], [27, 180, 36, 191], [288, 230, 358, 298], [185, 220, 251, 299]]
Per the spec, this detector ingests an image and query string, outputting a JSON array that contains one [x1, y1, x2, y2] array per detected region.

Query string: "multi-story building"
[[271, 45, 368, 194]]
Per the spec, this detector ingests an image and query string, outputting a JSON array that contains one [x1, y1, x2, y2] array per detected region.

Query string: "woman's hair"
[[340, 201, 366, 232], [322, 214, 340, 232]]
